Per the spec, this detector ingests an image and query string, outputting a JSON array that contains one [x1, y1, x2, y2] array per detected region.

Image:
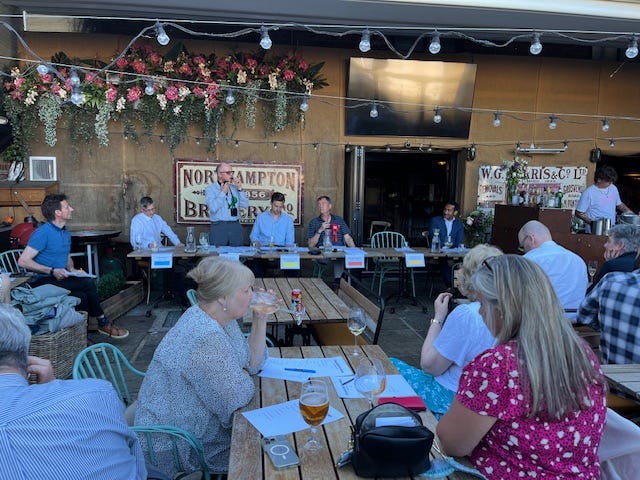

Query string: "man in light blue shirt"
[[249, 192, 294, 247], [205, 162, 249, 246], [130, 196, 183, 249], [0, 304, 148, 480]]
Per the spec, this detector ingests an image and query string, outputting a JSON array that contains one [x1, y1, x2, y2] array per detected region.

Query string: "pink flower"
[[14, 77, 25, 88], [116, 57, 129, 69], [39, 73, 52, 82], [164, 85, 179, 101], [149, 52, 161, 64], [246, 58, 258, 69], [127, 85, 142, 102], [231, 62, 243, 71], [283, 69, 295, 81], [194, 56, 206, 65], [298, 60, 308, 71], [131, 60, 147, 74], [177, 64, 193, 76], [85, 73, 96, 82], [106, 86, 118, 102], [205, 82, 220, 95], [192, 86, 204, 97], [9, 90, 23, 100]]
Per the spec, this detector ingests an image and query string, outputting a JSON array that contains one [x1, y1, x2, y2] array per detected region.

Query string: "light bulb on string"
[[259, 26, 272, 50], [493, 112, 501, 127], [563, 140, 569, 149], [36, 64, 49, 75], [345, 144, 352, 152], [609, 138, 615, 148], [601, 118, 610, 132], [359, 29, 371, 53], [159, 135, 165, 143], [69, 69, 80, 87], [427, 144, 433, 152], [195, 137, 201, 145], [155, 22, 170, 46], [428, 33, 441, 54], [300, 95, 309, 112], [626, 35, 638, 59], [369, 101, 378, 118], [145, 78, 155, 96], [225, 88, 235, 105], [433, 107, 442, 124], [385, 144, 391, 152], [549, 115, 557, 129], [273, 142, 278, 149], [70, 87, 84, 106], [234, 139, 240, 148], [530, 32, 542, 55], [313, 143, 318, 151]]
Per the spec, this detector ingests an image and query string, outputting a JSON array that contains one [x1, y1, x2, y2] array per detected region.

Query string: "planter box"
[[100, 280, 144, 321]]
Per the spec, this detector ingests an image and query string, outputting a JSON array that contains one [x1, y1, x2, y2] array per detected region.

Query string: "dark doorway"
[[600, 154, 640, 212], [352, 148, 459, 245]]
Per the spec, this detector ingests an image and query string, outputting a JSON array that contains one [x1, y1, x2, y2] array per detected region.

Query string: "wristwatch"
[[430, 318, 442, 325], [50, 267, 55, 277]]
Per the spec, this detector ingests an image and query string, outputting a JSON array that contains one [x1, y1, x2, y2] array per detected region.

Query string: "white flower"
[[115, 96, 126, 112], [268, 73, 278, 90], [156, 93, 167, 110], [237, 70, 247, 84], [173, 104, 182, 115], [24, 89, 38, 106], [178, 86, 190, 98]]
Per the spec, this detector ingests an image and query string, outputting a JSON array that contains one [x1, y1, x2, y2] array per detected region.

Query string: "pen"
[[284, 368, 316, 373]]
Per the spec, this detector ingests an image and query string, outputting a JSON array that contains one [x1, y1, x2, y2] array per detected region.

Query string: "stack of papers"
[[259, 356, 351, 382]]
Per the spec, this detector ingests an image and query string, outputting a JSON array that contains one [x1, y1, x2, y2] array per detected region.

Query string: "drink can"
[[291, 289, 302, 311]]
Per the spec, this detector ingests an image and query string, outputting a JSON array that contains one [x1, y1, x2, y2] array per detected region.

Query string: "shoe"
[[97, 323, 129, 339]]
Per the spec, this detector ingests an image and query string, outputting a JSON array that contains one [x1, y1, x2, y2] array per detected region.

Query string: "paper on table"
[[64, 269, 97, 278], [259, 356, 352, 382], [331, 374, 418, 399], [394, 246, 415, 252], [242, 399, 344, 437], [343, 247, 367, 255]]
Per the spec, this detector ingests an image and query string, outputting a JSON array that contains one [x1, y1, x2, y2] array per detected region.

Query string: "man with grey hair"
[[0, 304, 147, 479], [588, 224, 640, 291], [518, 220, 588, 318]]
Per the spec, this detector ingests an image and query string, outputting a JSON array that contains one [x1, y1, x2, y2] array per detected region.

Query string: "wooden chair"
[[370, 231, 415, 297]]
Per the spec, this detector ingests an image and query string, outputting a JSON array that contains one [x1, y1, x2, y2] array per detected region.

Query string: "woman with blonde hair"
[[391, 244, 502, 417], [135, 257, 269, 476], [438, 255, 607, 478]]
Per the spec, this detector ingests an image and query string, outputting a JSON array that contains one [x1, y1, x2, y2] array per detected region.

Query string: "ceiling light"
[[369, 101, 378, 118], [601, 118, 610, 132], [530, 32, 542, 55], [259, 26, 272, 50], [548, 115, 557, 129], [626, 35, 638, 59], [300, 95, 309, 112], [433, 107, 442, 124], [156, 22, 170, 46], [145, 78, 155, 96], [359, 29, 371, 53], [36, 64, 49, 75], [428, 33, 441, 54], [225, 88, 235, 105], [493, 112, 501, 127]]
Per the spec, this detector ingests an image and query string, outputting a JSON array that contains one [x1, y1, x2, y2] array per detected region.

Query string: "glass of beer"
[[299, 379, 329, 452], [250, 290, 283, 316]]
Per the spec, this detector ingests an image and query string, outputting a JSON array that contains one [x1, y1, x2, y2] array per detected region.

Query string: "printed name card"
[[151, 253, 173, 269], [220, 252, 241, 262], [280, 254, 301, 270], [345, 254, 365, 269], [405, 253, 425, 268]]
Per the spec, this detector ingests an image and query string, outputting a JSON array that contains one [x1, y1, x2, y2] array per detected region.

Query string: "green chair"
[[132, 424, 220, 480], [72, 342, 145, 407], [186, 289, 276, 347], [370, 231, 416, 297]]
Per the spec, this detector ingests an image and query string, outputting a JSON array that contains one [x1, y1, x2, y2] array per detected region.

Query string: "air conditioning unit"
[[29, 156, 57, 181]]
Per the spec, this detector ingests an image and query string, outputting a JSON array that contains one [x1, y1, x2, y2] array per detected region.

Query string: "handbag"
[[351, 402, 434, 478]]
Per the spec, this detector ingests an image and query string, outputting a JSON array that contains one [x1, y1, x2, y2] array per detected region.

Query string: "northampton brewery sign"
[[175, 161, 303, 225]]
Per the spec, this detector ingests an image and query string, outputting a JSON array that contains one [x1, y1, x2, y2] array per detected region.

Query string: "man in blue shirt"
[[205, 162, 249, 246], [428, 201, 464, 288], [0, 304, 147, 479], [250, 192, 294, 247], [18, 194, 128, 339]]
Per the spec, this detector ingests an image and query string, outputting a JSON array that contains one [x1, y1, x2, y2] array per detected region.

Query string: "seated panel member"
[[249, 192, 294, 247], [130, 196, 183, 249], [428, 201, 464, 288]]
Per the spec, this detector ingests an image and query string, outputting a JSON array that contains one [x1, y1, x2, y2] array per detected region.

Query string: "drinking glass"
[[250, 290, 283, 316], [353, 358, 385, 408], [444, 235, 453, 249], [198, 232, 209, 252], [588, 260, 598, 283], [347, 307, 366, 356], [134, 233, 142, 251], [299, 379, 329, 452]]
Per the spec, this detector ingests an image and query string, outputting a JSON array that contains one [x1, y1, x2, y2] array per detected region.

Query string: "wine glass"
[[444, 235, 453, 249], [347, 308, 366, 356], [353, 358, 385, 408], [134, 233, 142, 251], [250, 290, 283, 316], [198, 232, 209, 252], [299, 379, 329, 452], [588, 260, 598, 283]]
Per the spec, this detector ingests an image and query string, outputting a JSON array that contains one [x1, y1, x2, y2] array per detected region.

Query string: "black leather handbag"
[[351, 402, 434, 478]]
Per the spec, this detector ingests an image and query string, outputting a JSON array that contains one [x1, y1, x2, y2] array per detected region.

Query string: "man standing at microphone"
[[205, 163, 249, 246]]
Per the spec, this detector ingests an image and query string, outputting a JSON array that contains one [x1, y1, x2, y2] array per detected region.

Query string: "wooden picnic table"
[[228, 345, 476, 479], [601, 364, 640, 402]]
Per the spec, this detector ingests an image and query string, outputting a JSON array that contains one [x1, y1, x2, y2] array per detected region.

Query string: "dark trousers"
[[31, 275, 104, 319], [438, 258, 452, 288], [209, 221, 243, 246]]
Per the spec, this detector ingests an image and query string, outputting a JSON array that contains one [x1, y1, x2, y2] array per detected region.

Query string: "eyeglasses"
[[143, 206, 156, 212], [219, 170, 234, 175], [518, 234, 531, 253], [482, 257, 495, 273]]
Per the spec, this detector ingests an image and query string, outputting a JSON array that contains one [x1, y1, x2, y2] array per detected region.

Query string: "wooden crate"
[[100, 280, 144, 321]]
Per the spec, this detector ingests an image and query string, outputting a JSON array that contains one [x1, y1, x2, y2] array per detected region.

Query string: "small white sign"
[[220, 252, 240, 262], [280, 254, 300, 270], [151, 252, 173, 269], [345, 254, 365, 269], [405, 253, 425, 268]]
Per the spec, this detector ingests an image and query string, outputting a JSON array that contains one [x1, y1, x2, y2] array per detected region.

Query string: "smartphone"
[[261, 435, 299, 470]]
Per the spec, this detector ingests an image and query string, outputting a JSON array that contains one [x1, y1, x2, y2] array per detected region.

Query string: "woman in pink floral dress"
[[437, 255, 607, 479]]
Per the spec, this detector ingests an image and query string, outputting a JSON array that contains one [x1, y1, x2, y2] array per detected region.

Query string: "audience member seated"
[[428, 201, 464, 288], [577, 247, 640, 364], [135, 257, 270, 475], [0, 304, 147, 479], [518, 220, 587, 318], [587, 223, 640, 292], [391, 244, 502, 417], [437, 255, 607, 478]]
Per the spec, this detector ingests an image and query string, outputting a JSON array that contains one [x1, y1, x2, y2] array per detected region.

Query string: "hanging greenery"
[[1, 43, 327, 154]]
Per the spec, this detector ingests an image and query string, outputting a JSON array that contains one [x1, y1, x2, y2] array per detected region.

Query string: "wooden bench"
[[311, 274, 385, 346]]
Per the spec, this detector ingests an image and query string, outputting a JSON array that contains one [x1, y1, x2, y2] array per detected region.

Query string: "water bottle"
[[323, 233, 333, 253], [431, 229, 440, 253], [556, 188, 564, 208], [185, 226, 197, 253]]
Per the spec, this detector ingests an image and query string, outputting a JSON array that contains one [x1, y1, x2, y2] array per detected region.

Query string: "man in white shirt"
[[518, 220, 587, 319], [130, 197, 183, 249]]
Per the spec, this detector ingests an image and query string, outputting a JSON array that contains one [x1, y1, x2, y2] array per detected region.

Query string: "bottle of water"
[[431, 229, 440, 253], [185, 226, 197, 253], [323, 233, 333, 253]]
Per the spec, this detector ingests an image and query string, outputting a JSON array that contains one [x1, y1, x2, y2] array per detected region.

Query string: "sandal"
[[97, 323, 129, 339]]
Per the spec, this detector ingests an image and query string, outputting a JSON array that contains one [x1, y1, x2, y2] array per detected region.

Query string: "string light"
[[144, 78, 155, 96], [493, 112, 501, 127], [548, 115, 557, 129], [609, 138, 615, 148], [259, 25, 272, 50], [345, 144, 352, 152], [530, 32, 542, 55], [427, 144, 433, 152], [225, 88, 236, 105], [385, 144, 391, 152], [359, 29, 371, 53], [69, 69, 80, 87], [313, 143, 318, 151], [36, 64, 49, 75], [563, 140, 569, 148], [155, 22, 170, 46], [601, 118, 610, 132], [234, 139, 240, 147], [195, 137, 201, 145], [369, 101, 378, 118], [159, 135, 165, 143], [428, 33, 441, 54], [433, 107, 442, 124], [626, 35, 638, 59], [273, 141, 278, 149], [300, 95, 309, 112]]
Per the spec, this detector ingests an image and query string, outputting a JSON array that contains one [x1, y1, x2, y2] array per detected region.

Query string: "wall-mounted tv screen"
[[346, 58, 477, 138]]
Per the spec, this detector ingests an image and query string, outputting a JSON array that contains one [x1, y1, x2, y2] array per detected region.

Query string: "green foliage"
[[96, 271, 127, 300]]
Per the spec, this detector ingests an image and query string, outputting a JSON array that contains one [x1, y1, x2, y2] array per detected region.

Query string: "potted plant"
[[97, 271, 144, 321]]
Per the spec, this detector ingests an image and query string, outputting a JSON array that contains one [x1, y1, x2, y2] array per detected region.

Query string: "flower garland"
[[1, 43, 327, 155], [500, 156, 528, 194]]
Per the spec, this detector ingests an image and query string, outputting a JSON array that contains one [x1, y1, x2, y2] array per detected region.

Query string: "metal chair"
[[132, 424, 219, 480], [0, 248, 26, 274], [72, 342, 145, 406], [370, 231, 415, 297]]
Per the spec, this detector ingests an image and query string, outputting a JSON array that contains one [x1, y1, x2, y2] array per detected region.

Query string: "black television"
[[345, 58, 477, 138]]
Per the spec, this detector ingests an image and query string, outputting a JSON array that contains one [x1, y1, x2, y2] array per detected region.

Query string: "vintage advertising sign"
[[175, 161, 303, 225], [476, 165, 589, 210]]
